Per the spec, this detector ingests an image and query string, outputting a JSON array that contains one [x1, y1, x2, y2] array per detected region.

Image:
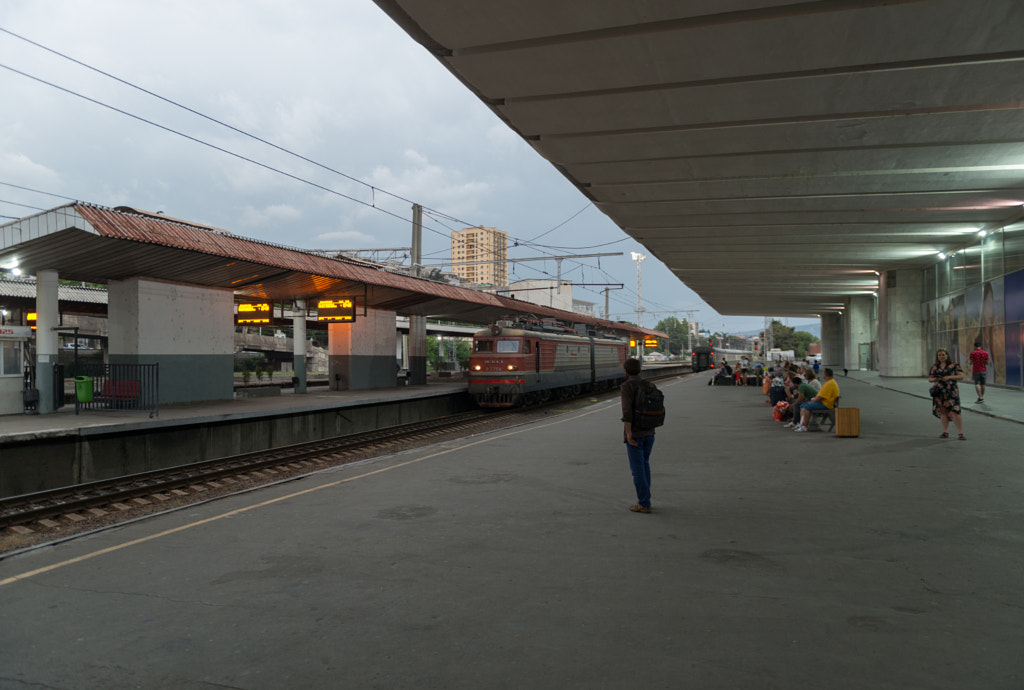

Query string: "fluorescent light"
[[938, 252, 946, 260]]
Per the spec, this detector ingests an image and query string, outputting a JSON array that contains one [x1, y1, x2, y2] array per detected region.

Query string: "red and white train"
[[468, 319, 629, 407]]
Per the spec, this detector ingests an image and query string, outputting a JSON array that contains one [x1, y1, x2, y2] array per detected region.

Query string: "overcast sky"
[[0, 0, 810, 335]]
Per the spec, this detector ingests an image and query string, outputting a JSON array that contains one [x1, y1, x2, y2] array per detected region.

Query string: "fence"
[[22, 364, 65, 412], [72, 363, 159, 417]]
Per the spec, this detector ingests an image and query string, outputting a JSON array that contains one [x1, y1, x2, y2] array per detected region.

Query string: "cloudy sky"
[[1, 0, 807, 335]]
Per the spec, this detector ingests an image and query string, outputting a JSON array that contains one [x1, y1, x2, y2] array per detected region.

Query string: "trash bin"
[[75, 376, 93, 403]]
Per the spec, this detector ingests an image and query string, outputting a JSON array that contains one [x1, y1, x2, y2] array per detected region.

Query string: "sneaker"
[[975, 398, 983, 403], [628, 504, 652, 513], [794, 426, 807, 432], [784, 421, 795, 428]]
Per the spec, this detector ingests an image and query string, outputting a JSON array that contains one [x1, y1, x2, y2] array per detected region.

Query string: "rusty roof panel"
[[1, 203, 665, 337]]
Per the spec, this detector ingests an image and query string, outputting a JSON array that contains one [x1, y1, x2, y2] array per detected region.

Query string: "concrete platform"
[[1, 374, 1022, 688], [0, 379, 470, 443]]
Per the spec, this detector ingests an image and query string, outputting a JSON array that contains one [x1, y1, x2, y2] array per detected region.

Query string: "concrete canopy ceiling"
[[374, 0, 1024, 317]]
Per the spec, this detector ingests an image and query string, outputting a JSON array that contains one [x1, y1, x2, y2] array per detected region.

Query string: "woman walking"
[[929, 348, 965, 440]]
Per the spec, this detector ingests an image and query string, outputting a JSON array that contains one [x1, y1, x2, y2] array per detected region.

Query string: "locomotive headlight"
[[473, 364, 481, 371], [506, 364, 517, 371]]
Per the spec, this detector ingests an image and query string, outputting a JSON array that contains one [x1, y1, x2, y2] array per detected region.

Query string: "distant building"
[[450, 226, 508, 286], [504, 279, 574, 312]]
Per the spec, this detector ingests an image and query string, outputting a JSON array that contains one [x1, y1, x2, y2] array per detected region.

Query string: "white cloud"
[[315, 229, 376, 245], [238, 204, 302, 228]]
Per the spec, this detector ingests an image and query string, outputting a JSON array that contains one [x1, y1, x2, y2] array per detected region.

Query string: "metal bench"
[[808, 397, 839, 431]]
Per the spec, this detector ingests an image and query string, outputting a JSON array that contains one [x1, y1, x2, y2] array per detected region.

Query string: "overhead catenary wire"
[[0, 31, 688, 320]]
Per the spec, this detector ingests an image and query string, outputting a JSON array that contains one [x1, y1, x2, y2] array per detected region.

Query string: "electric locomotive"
[[468, 318, 628, 407]]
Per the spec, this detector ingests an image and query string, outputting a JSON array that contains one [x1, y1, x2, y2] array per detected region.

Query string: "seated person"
[[785, 376, 817, 428], [804, 371, 821, 391], [794, 368, 840, 432], [709, 359, 733, 385]]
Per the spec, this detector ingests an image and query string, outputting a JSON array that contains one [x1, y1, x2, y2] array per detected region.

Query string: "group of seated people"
[[708, 356, 762, 386], [763, 360, 840, 432]]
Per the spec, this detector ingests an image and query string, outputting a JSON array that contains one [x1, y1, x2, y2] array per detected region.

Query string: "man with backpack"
[[620, 357, 664, 514]]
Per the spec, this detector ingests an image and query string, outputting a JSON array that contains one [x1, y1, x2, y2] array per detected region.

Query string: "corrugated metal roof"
[[0, 278, 108, 304], [1, 204, 666, 337]]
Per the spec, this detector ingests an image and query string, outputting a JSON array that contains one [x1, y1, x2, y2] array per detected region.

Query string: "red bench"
[[98, 380, 140, 405]]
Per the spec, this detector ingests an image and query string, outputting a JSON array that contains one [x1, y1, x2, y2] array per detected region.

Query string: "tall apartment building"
[[450, 227, 508, 286]]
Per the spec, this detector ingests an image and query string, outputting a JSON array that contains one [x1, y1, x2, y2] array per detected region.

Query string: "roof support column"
[[820, 312, 844, 370], [328, 308, 399, 390], [407, 315, 427, 385], [844, 295, 876, 371], [877, 269, 924, 377], [292, 300, 307, 394], [34, 269, 59, 414]]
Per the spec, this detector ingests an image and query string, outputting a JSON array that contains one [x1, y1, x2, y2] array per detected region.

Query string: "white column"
[[844, 295, 875, 371], [293, 299, 307, 393], [877, 269, 925, 377], [820, 313, 844, 370], [35, 269, 59, 413]]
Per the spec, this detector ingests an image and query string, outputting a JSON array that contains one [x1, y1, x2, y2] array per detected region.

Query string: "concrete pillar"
[[35, 269, 59, 413], [877, 269, 924, 377], [408, 314, 427, 385], [328, 308, 399, 390], [108, 278, 234, 403], [844, 295, 875, 371], [820, 313, 844, 369], [292, 299, 307, 393]]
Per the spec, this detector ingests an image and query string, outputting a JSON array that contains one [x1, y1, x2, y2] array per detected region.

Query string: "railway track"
[[0, 410, 512, 540], [1, 372, 686, 551]]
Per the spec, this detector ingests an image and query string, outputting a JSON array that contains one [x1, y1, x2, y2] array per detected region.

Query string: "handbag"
[[929, 385, 940, 398]]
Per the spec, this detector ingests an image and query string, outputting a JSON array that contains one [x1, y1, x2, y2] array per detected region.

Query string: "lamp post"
[[631, 252, 645, 358]]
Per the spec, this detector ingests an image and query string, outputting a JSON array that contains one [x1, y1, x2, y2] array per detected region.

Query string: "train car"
[[468, 319, 628, 407], [691, 345, 716, 372], [692, 346, 754, 372]]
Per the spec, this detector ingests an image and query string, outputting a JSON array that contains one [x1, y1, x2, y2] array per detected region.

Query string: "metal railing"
[[73, 363, 159, 417], [22, 364, 64, 412]]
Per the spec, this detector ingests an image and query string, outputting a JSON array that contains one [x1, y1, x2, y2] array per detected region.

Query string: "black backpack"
[[633, 380, 666, 429]]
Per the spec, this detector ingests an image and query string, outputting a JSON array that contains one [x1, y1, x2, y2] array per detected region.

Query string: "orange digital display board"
[[317, 299, 356, 322], [236, 302, 272, 325], [644, 338, 659, 347]]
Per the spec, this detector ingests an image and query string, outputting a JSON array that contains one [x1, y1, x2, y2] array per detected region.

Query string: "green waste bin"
[[75, 376, 93, 403]]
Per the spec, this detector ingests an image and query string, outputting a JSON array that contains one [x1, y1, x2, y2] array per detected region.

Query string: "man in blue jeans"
[[621, 357, 655, 513]]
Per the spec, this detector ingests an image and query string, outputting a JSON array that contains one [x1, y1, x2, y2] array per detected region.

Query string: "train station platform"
[[0, 378, 470, 443], [1, 373, 1021, 688]]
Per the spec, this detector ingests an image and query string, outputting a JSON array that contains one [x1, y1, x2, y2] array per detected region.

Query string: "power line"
[[0, 31, 677, 317]]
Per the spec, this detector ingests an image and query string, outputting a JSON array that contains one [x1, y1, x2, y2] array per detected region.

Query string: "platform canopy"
[[0, 203, 665, 338], [373, 0, 1024, 317]]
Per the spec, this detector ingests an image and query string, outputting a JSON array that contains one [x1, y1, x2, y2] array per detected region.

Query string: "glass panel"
[[474, 340, 493, 353], [959, 244, 982, 289], [495, 340, 520, 353], [1003, 222, 1024, 276], [1, 340, 20, 376], [981, 230, 1003, 282], [947, 252, 965, 293], [936, 257, 950, 297]]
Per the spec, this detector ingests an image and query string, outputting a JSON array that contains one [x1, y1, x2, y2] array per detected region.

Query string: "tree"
[[652, 317, 691, 355], [770, 321, 820, 358]]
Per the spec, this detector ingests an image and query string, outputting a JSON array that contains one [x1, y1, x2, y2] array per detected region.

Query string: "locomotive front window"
[[475, 340, 494, 353], [495, 339, 520, 353]]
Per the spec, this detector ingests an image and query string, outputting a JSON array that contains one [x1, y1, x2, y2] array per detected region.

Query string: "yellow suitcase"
[[835, 407, 860, 437]]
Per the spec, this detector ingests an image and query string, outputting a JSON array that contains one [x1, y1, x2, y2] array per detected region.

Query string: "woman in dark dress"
[[929, 348, 965, 440]]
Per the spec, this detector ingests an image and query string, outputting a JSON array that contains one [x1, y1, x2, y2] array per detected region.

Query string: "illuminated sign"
[[27, 312, 37, 330], [317, 298, 356, 322], [236, 302, 272, 325], [644, 338, 659, 347], [629, 339, 636, 347]]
